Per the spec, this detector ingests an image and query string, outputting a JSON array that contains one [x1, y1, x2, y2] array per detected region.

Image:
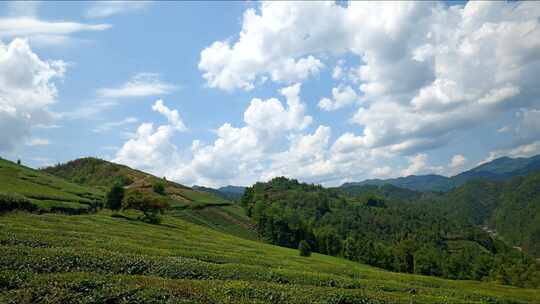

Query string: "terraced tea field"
[[1, 211, 538, 303]]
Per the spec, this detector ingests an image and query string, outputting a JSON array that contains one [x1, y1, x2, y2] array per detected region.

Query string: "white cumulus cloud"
[[113, 99, 185, 173], [318, 85, 359, 111], [0, 38, 65, 152], [200, 1, 540, 158], [449, 154, 466, 170]]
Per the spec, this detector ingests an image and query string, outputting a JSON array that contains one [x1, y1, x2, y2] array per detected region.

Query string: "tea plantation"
[[1, 157, 539, 303], [1, 210, 539, 303], [0, 158, 103, 214]]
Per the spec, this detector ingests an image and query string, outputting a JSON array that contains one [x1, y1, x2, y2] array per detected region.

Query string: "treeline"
[[241, 177, 540, 287]]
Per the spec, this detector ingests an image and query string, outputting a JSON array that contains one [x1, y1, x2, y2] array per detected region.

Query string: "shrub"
[[299, 240, 312, 257], [106, 183, 124, 211], [0, 192, 36, 213], [152, 182, 166, 195], [123, 190, 169, 224]]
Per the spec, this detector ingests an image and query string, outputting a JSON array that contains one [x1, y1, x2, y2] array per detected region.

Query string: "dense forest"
[[241, 176, 540, 287], [437, 170, 540, 256]]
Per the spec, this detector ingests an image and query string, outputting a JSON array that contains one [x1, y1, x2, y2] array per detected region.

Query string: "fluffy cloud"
[[515, 109, 540, 144], [85, 1, 152, 19], [114, 84, 320, 186], [168, 84, 313, 186], [113, 100, 184, 172], [0, 38, 65, 152], [479, 108, 540, 164], [152, 100, 186, 131], [200, 1, 540, 157], [244, 83, 311, 132], [197, 2, 348, 91], [97, 73, 177, 98], [263, 125, 333, 182], [318, 85, 359, 111], [480, 141, 540, 166], [449, 154, 466, 169], [401, 154, 443, 176], [121, 2, 540, 187]]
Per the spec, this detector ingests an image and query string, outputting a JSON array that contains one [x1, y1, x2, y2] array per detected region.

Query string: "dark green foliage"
[[152, 181, 166, 195], [241, 177, 540, 287], [106, 183, 124, 211], [0, 193, 36, 213], [42, 157, 137, 187], [16, 159, 21, 165], [298, 240, 311, 257], [123, 190, 170, 224], [437, 170, 540, 257]]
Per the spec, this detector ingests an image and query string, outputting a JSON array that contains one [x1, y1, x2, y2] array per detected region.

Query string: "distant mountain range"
[[193, 185, 246, 201], [342, 154, 540, 192]]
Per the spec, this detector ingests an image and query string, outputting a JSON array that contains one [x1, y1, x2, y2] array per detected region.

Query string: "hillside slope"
[[241, 177, 540, 287], [1, 210, 538, 303], [42, 157, 259, 240], [0, 157, 103, 213], [440, 171, 540, 256], [42, 157, 229, 207]]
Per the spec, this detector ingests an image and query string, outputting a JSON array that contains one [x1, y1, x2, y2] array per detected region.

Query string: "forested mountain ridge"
[[343, 154, 540, 192], [438, 170, 540, 257], [240, 177, 540, 287]]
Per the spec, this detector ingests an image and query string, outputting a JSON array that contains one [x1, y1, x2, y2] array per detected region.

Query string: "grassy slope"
[[173, 204, 259, 241], [1, 211, 538, 304], [41, 157, 230, 208], [41, 157, 259, 240], [0, 158, 103, 212]]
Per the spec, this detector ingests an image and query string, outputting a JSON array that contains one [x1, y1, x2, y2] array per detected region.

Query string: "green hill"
[[41, 157, 259, 240], [0, 157, 103, 214], [439, 170, 540, 257], [42, 157, 230, 208], [240, 177, 540, 287], [1, 210, 539, 303]]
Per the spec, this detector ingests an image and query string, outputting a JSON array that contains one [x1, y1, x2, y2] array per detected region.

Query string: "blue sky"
[[1, 1, 539, 187]]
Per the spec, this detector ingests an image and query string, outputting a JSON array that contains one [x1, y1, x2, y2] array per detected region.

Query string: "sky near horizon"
[[1, 1, 540, 187]]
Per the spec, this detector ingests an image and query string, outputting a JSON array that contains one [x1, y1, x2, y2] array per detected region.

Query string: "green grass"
[[1, 211, 538, 303], [42, 157, 231, 209], [173, 204, 259, 241], [0, 158, 103, 213]]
